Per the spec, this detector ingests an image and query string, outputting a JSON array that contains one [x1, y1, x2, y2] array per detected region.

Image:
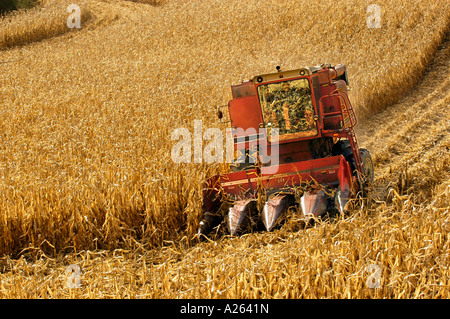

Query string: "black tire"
[[332, 140, 356, 174], [198, 211, 223, 237]]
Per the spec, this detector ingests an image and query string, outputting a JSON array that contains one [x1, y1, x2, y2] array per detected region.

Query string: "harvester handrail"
[[318, 89, 356, 131], [337, 90, 357, 128]]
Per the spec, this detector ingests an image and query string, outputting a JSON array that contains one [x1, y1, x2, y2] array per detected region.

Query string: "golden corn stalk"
[[0, 0, 448, 298]]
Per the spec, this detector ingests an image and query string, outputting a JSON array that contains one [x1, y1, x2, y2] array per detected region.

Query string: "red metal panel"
[[260, 156, 342, 189], [220, 169, 258, 195], [338, 155, 353, 191], [228, 96, 263, 131], [317, 69, 332, 85], [277, 140, 312, 163], [219, 156, 346, 196]]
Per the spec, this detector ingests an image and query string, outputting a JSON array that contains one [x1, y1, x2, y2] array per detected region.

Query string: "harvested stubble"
[[0, 189, 448, 298], [0, 0, 449, 298]]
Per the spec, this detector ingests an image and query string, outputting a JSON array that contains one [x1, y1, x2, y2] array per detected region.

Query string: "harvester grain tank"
[[198, 64, 374, 236]]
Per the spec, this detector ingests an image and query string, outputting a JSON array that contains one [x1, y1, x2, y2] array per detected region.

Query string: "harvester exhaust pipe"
[[228, 199, 256, 236], [261, 194, 290, 231]]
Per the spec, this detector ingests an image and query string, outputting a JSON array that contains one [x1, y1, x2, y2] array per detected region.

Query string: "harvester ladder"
[[319, 90, 364, 176], [319, 90, 357, 133], [337, 91, 357, 129]]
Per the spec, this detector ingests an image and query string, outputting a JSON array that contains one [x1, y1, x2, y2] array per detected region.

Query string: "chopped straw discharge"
[[0, 0, 449, 298]]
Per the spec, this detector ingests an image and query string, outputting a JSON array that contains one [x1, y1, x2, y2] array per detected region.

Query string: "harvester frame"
[[198, 64, 374, 237]]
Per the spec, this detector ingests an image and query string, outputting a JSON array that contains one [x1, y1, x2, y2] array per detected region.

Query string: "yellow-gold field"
[[0, 0, 449, 298]]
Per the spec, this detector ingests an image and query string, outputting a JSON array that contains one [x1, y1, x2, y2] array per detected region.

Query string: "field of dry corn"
[[0, 0, 449, 299]]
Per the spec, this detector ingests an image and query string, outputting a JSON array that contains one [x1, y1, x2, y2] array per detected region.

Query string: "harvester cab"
[[199, 64, 374, 237]]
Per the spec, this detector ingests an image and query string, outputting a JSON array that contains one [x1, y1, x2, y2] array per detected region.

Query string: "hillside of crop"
[[0, 0, 449, 298]]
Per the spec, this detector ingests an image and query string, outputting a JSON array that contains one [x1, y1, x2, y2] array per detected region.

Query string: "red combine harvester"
[[198, 64, 374, 237]]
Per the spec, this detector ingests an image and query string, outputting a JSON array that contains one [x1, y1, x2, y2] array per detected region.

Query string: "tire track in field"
[[356, 32, 450, 200]]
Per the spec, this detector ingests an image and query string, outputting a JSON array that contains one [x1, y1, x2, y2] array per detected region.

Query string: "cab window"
[[257, 78, 317, 141]]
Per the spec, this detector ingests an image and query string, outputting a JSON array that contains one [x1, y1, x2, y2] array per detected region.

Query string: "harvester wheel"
[[198, 211, 223, 237], [332, 140, 356, 173]]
